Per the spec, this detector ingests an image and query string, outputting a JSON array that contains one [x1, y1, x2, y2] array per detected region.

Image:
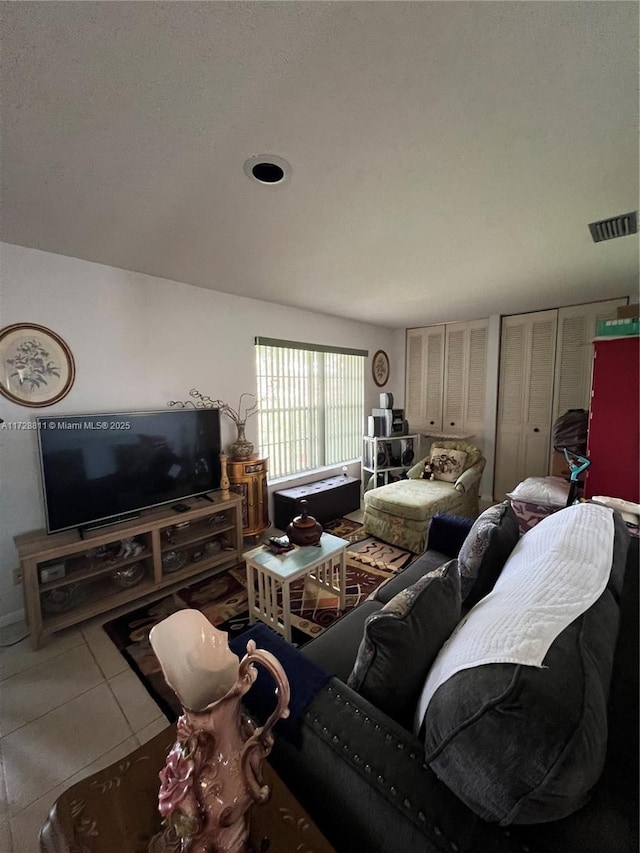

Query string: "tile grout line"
[[0, 648, 107, 741], [84, 621, 167, 741], [0, 631, 86, 685]]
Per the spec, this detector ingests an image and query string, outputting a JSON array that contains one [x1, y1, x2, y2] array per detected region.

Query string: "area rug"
[[103, 520, 416, 719]]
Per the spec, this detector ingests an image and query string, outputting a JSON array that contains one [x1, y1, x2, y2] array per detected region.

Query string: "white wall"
[[0, 243, 397, 624]]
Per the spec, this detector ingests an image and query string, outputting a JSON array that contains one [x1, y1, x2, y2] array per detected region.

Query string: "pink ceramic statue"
[[148, 610, 290, 853]]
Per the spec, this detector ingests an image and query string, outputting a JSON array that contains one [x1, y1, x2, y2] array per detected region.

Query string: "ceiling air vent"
[[588, 211, 638, 243]]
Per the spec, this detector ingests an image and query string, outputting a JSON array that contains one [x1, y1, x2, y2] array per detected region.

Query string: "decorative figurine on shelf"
[[148, 610, 290, 853], [421, 458, 435, 480], [168, 390, 259, 461], [118, 537, 145, 559]]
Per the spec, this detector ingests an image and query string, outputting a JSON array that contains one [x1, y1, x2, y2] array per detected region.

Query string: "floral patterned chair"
[[362, 441, 485, 553]]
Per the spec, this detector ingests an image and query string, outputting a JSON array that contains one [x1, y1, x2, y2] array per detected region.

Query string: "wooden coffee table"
[[40, 725, 334, 852], [244, 533, 348, 642]]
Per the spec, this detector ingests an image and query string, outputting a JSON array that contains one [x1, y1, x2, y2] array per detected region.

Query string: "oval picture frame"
[[372, 349, 390, 387], [0, 323, 76, 408]]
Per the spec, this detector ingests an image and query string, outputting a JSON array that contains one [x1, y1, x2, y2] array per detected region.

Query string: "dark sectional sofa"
[[271, 508, 639, 853]]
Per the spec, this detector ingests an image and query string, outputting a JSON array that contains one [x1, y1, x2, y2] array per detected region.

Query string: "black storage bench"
[[273, 476, 361, 531]]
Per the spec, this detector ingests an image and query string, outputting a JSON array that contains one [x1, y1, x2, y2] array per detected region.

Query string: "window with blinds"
[[255, 338, 366, 479]]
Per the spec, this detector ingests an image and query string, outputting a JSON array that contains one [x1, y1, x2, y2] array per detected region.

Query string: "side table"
[[40, 725, 334, 853], [244, 533, 348, 642], [228, 457, 269, 538]]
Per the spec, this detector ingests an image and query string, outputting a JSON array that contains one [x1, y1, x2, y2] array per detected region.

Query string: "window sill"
[[267, 460, 360, 489]]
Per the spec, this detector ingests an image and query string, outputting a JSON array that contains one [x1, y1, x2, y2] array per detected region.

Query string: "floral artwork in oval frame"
[[372, 349, 390, 387], [0, 323, 76, 407]]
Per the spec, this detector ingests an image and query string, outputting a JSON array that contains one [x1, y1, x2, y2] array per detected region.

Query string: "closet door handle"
[[533, 428, 540, 433], [430, 421, 435, 425], [450, 422, 455, 426]]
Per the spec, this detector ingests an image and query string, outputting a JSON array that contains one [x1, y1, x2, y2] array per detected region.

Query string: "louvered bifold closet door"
[[423, 326, 445, 431], [494, 310, 557, 499], [552, 299, 625, 426], [405, 326, 445, 432], [442, 320, 489, 437], [463, 320, 489, 435], [443, 324, 466, 431], [405, 329, 426, 429]]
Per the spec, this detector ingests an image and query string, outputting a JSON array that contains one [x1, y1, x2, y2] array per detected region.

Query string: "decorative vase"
[[229, 423, 254, 461], [286, 499, 323, 546], [149, 610, 290, 853]]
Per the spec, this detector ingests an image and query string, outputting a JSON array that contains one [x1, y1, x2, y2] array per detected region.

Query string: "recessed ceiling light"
[[244, 155, 291, 186]]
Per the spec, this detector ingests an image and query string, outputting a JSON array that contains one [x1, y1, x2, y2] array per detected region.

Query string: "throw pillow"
[[347, 559, 460, 728], [426, 513, 475, 559], [419, 505, 629, 826], [457, 502, 520, 607], [507, 476, 570, 534], [431, 448, 467, 483]]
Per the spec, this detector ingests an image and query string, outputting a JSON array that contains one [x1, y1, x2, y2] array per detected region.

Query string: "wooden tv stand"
[[14, 491, 243, 650]]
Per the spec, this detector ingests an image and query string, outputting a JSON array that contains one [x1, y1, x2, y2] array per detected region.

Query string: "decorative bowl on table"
[[205, 540, 222, 557], [111, 562, 146, 589], [41, 583, 87, 614], [162, 550, 187, 573]]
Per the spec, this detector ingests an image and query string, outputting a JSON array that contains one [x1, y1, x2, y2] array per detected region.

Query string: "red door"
[[585, 337, 639, 502]]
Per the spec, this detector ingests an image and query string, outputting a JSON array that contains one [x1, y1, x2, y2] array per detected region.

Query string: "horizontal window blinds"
[[256, 340, 365, 479]]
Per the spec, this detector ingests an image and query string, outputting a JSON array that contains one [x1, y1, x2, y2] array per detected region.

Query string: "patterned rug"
[[103, 519, 415, 719]]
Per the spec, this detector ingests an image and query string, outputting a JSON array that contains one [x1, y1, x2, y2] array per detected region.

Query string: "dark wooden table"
[[40, 725, 334, 853]]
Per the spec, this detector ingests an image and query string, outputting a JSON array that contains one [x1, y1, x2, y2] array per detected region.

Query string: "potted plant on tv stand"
[[168, 389, 259, 460]]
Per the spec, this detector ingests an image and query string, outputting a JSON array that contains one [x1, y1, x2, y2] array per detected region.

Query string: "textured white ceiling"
[[1, 2, 638, 328]]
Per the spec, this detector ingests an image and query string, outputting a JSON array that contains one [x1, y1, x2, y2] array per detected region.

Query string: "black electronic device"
[[172, 503, 190, 513], [391, 409, 406, 435], [372, 408, 392, 436], [400, 436, 415, 466], [37, 409, 222, 533], [377, 442, 392, 468]]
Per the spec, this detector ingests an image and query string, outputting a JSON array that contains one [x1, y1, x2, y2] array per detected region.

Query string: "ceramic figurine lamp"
[[149, 610, 290, 853]]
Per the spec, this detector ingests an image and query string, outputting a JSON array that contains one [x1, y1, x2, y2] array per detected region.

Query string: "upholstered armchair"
[[363, 441, 486, 553]]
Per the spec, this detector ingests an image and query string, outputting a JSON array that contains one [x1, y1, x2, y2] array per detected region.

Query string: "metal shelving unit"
[[362, 434, 420, 489]]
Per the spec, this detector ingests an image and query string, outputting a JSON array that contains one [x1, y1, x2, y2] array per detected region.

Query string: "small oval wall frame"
[[372, 349, 390, 387]]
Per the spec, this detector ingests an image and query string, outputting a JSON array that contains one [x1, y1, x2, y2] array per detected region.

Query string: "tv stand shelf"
[[14, 491, 243, 649]]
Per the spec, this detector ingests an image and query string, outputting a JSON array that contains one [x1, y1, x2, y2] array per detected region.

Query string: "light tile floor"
[[0, 604, 170, 853], [0, 505, 373, 853]]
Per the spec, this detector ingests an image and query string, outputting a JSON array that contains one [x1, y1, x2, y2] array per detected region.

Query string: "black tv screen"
[[37, 409, 222, 533]]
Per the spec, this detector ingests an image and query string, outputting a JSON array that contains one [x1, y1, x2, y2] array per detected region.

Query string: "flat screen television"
[[37, 409, 222, 533]]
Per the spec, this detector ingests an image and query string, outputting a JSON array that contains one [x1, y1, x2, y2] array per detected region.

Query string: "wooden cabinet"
[[14, 491, 243, 649], [584, 336, 639, 502], [405, 319, 489, 437], [227, 457, 269, 537]]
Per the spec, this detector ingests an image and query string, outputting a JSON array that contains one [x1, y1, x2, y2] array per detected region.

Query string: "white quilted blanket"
[[414, 502, 615, 736]]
